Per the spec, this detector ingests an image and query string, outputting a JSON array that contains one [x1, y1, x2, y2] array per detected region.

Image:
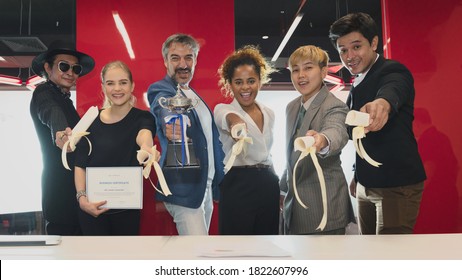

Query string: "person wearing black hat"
[[29, 40, 95, 235]]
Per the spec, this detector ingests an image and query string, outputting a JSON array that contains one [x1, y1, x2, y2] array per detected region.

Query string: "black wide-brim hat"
[[32, 40, 95, 77]]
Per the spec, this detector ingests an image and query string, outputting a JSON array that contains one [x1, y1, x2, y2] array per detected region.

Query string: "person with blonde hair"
[[74, 60, 156, 235], [280, 45, 354, 235], [214, 45, 280, 235]]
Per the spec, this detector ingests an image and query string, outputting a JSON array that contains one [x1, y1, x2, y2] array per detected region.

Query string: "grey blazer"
[[280, 86, 354, 234]]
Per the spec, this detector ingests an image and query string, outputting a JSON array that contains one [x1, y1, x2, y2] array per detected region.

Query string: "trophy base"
[[165, 140, 199, 169]]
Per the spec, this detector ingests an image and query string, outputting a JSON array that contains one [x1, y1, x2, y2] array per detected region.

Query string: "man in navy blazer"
[[329, 13, 426, 234], [147, 34, 224, 235]]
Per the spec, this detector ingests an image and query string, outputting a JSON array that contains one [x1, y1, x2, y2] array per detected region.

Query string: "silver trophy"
[[158, 85, 199, 114], [158, 85, 199, 168]]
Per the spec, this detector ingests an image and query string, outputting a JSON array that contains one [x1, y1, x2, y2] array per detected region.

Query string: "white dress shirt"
[[214, 99, 274, 169], [183, 89, 215, 187], [353, 53, 380, 87]]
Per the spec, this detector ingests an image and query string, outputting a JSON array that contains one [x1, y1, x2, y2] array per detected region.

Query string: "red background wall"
[[74, 0, 462, 234], [382, 0, 462, 233], [75, 0, 234, 235]]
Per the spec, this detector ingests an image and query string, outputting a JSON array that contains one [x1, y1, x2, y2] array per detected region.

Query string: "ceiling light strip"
[[323, 74, 343, 85], [26, 75, 46, 86], [329, 84, 345, 93], [0, 75, 22, 86], [271, 13, 304, 62], [112, 11, 135, 60]]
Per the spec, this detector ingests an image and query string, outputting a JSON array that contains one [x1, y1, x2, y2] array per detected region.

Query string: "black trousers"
[[46, 221, 82, 236], [78, 209, 140, 236], [219, 167, 280, 235]]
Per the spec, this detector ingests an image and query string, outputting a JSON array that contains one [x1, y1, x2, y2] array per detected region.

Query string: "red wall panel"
[[75, 0, 462, 235], [75, 0, 234, 235], [383, 0, 462, 233]]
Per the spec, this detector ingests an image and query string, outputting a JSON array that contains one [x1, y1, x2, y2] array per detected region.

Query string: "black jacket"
[[30, 81, 81, 226], [347, 56, 426, 188]]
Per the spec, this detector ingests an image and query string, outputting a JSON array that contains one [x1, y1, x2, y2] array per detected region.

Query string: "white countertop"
[[1, 234, 462, 260]]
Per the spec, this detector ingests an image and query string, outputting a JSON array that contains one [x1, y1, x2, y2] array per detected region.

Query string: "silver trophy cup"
[[158, 87, 199, 114], [158, 86, 199, 168]]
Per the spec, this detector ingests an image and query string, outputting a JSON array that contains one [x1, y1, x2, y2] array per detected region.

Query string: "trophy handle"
[[158, 97, 169, 110], [187, 98, 200, 112]]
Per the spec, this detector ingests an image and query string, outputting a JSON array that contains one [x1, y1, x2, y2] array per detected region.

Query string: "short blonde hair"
[[288, 45, 329, 70]]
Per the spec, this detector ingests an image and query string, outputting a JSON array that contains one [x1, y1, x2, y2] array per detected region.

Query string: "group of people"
[[30, 12, 426, 237]]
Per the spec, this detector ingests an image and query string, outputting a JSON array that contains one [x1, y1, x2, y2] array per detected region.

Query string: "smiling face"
[[44, 54, 80, 92], [336, 31, 378, 75], [290, 58, 327, 102], [102, 66, 134, 108], [164, 42, 197, 87], [230, 64, 261, 110]]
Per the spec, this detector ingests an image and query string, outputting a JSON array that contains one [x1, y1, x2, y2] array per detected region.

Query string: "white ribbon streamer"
[[224, 123, 253, 172], [62, 132, 92, 170], [345, 110, 382, 167], [293, 136, 327, 231], [164, 114, 191, 166], [137, 146, 172, 196], [61, 106, 99, 170]]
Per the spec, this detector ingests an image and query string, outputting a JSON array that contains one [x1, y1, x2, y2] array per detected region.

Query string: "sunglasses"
[[57, 61, 83, 75]]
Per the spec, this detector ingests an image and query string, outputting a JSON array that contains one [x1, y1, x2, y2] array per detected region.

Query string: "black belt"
[[233, 164, 271, 169]]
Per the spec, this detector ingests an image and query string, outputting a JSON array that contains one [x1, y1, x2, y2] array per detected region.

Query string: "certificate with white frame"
[[86, 167, 143, 209]]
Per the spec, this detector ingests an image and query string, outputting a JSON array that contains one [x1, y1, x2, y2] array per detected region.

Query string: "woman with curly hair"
[[214, 45, 279, 235]]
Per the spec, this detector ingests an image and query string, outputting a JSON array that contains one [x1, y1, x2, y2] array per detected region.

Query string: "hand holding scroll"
[[62, 106, 98, 170], [137, 145, 172, 196], [345, 110, 382, 167], [224, 123, 253, 172]]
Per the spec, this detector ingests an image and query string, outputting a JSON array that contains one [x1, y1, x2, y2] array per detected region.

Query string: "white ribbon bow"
[[137, 146, 172, 196], [345, 110, 382, 167], [224, 123, 253, 172], [293, 136, 327, 231], [62, 106, 98, 170], [61, 132, 92, 171]]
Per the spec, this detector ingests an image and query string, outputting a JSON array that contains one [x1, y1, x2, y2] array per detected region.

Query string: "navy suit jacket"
[[147, 75, 224, 208], [347, 56, 426, 188]]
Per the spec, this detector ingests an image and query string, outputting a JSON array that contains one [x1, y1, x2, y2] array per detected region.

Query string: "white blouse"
[[214, 99, 274, 168]]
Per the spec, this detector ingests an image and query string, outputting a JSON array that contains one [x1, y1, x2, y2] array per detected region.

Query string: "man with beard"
[[147, 34, 224, 235]]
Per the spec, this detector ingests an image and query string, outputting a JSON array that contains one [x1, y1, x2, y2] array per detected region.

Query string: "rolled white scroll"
[[62, 106, 98, 170], [345, 110, 382, 167]]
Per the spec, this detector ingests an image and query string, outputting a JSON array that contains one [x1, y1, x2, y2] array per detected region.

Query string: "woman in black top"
[[74, 60, 156, 235]]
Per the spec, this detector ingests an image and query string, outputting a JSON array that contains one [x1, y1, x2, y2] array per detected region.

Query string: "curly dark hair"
[[218, 45, 276, 97]]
